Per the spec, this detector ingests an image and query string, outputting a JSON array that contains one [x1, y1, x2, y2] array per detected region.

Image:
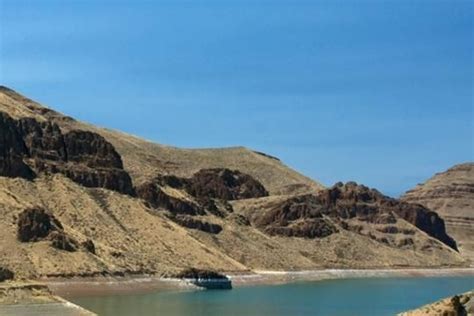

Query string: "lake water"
[[71, 276, 474, 316]]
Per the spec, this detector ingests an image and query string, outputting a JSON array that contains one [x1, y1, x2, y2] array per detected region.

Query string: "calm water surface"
[[71, 276, 474, 316]]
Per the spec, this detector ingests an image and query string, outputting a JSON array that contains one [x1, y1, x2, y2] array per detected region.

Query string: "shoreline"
[[44, 276, 200, 298], [230, 267, 474, 286], [0, 282, 97, 315], [2, 268, 472, 316], [43, 267, 474, 298]]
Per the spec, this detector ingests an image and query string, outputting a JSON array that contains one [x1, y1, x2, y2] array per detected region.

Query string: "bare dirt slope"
[[402, 163, 474, 263], [93, 131, 323, 196], [0, 86, 467, 280]]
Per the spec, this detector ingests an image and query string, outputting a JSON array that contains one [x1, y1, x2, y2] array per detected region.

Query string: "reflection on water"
[[71, 276, 474, 316]]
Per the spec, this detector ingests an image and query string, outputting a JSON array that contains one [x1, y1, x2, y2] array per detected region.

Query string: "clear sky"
[[1, 0, 472, 197]]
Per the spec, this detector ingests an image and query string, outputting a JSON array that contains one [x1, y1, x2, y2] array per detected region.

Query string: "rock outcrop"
[[251, 194, 339, 238], [0, 111, 135, 195], [137, 169, 266, 234], [0, 113, 35, 179], [136, 182, 204, 215], [402, 163, 474, 261], [143, 169, 268, 202], [82, 239, 96, 255], [392, 203, 457, 251], [174, 268, 232, 290], [0, 268, 14, 282], [17, 207, 79, 252], [174, 268, 228, 279], [170, 215, 223, 234], [249, 182, 457, 250], [185, 168, 269, 200], [17, 207, 63, 242], [16, 116, 67, 162], [63, 130, 124, 169], [49, 231, 79, 252]]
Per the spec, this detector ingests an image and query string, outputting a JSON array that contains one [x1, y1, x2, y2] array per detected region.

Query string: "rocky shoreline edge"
[[230, 267, 474, 287], [399, 290, 473, 315], [38, 267, 474, 297]]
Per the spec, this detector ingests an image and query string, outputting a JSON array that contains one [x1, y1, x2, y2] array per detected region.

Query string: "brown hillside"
[[0, 86, 466, 279]]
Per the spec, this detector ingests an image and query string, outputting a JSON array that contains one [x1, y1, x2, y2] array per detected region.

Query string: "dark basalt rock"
[[0, 267, 14, 282], [16, 117, 67, 161], [253, 150, 280, 161], [397, 237, 414, 247], [185, 168, 268, 201], [174, 268, 232, 290], [174, 268, 228, 279], [318, 182, 397, 223], [171, 215, 223, 234], [43, 130, 134, 195], [49, 231, 78, 252], [252, 194, 339, 238], [0, 111, 135, 195], [324, 183, 457, 250], [393, 202, 457, 250], [63, 131, 123, 169], [153, 174, 186, 189], [197, 197, 233, 218], [0, 113, 35, 179], [17, 207, 63, 242], [138, 169, 264, 219], [254, 195, 324, 226], [156, 169, 268, 202], [197, 197, 222, 217], [376, 226, 399, 234], [82, 239, 96, 255], [136, 182, 204, 215], [17, 207, 80, 252], [376, 226, 416, 235], [450, 295, 468, 316], [39, 163, 136, 196], [111, 251, 123, 258], [250, 182, 457, 250], [229, 213, 251, 226], [264, 218, 338, 238]]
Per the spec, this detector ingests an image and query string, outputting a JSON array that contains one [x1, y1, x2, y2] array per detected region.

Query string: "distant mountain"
[[0, 86, 465, 279], [402, 163, 474, 263]]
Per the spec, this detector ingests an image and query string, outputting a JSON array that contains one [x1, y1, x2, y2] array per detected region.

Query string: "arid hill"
[[402, 163, 474, 263], [0, 86, 466, 279]]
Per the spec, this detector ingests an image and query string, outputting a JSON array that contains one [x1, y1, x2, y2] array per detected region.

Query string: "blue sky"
[[1, 0, 472, 196]]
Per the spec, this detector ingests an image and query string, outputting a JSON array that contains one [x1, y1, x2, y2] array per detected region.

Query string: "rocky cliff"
[[0, 110, 135, 195], [402, 163, 474, 263], [246, 182, 457, 250]]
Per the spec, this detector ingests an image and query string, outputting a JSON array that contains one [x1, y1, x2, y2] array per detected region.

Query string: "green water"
[[71, 276, 474, 316]]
